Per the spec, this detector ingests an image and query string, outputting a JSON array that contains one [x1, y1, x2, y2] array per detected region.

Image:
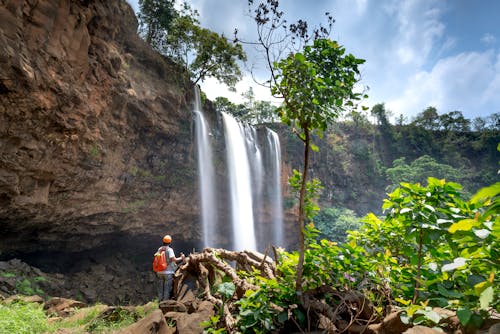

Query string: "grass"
[[0, 302, 50, 334], [0, 300, 159, 334]]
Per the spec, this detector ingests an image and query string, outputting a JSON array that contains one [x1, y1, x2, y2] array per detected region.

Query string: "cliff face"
[[0, 0, 201, 302]]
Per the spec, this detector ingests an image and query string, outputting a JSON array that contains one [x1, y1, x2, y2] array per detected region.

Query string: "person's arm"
[[169, 249, 185, 263]]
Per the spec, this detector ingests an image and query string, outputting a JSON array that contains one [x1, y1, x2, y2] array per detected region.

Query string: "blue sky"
[[126, 0, 500, 122]]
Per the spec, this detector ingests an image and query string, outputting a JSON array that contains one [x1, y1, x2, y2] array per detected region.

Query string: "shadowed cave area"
[[0, 233, 195, 304]]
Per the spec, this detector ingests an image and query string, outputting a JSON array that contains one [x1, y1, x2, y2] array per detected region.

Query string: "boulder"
[[117, 309, 174, 334], [44, 297, 87, 317]]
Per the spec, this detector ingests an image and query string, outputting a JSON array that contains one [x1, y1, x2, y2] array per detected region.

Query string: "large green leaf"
[[456, 308, 472, 325], [479, 286, 494, 310], [449, 219, 476, 233], [470, 182, 500, 203]]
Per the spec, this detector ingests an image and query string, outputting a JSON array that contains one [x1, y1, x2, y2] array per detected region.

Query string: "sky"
[[126, 0, 500, 122]]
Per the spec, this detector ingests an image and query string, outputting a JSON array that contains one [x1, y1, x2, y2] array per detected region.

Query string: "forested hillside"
[[275, 105, 499, 217]]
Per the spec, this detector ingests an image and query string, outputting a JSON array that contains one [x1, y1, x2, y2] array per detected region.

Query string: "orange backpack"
[[152, 247, 168, 272]]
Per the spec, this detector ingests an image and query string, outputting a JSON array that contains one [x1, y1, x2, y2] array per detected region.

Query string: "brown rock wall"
[[0, 0, 200, 270]]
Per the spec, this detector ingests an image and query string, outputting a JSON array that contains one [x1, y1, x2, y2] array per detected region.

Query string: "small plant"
[[0, 301, 51, 334], [85, 307, 139, 333], [1, 271, 16, 278], [89, 144, 100, 158], [201, 315, 227, 334], [235, 289, 277, 334]]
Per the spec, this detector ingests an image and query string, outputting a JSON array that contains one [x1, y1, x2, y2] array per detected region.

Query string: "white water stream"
[[194, 90, 283, 252], [193, 88, 217, 248]]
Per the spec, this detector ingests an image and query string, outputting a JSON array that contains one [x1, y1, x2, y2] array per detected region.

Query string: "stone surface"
[[118, 309, 174, 334], [0, 0, 199, 303], [164, 300, 214, 334], [44, 297, 87, 317]]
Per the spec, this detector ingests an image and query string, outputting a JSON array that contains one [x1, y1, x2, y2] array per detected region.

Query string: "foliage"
[[0, 300, 158, 334], [85, 307, 140, 333], [349, 178, 499, 326], [213, 89, 278, 124], [138, 0, 176, 49], [386, 155, 466, 192], [313, 206, 362, 243], [0, 301, 50, 334], [288, 169, 323, 222], [201, 315, 227, 334], [138, 1, 246, 89], [235, 288, 278, 334], [272, 38, 365, 136]]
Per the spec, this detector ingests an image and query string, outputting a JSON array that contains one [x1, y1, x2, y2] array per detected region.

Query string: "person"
[[156, 234, 185, 301]]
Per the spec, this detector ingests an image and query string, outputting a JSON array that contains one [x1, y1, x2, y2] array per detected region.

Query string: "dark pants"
[[157, 273, 174, 301]]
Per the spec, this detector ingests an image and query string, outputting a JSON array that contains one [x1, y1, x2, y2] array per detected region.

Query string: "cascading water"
[[193, 87, 217, 248], [193, 90, 284, 252], [266, 129, 284, 247], [222, 112, 257, 251]]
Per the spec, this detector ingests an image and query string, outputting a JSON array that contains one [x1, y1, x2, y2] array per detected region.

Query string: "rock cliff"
[[0, 0, 201, 303]]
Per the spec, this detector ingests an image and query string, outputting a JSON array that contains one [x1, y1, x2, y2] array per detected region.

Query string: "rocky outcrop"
[[0, 0, 200, 303]]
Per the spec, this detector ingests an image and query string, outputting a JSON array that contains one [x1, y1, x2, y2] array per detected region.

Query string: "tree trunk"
[[413, 228, 424, 303], [295, 128, 310, 299]]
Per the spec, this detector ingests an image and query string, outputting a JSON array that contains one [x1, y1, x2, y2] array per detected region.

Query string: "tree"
[[313, 206, 361, 243], [213, 96, 251, 120], [370, 103, 391, 127], [138, 1, 246, 89], [239, 1, 365, 295], [412, 106, 440, 130], [386, 155, 466, 191], [439, 110, 471, 132], [138, 0, 177, 49]]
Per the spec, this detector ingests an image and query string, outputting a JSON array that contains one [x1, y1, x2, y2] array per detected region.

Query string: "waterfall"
[[193, 90, 284, 252], [266, 129, 283, 247], [222, 112, 257, 251], [193, 87, 217, 248]]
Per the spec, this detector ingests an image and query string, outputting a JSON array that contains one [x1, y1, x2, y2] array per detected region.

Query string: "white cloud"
[[481, 33, 496, 45], [387, 50, 500, 119], [199, 75, 280, 106], [387, 0, 445, 66]]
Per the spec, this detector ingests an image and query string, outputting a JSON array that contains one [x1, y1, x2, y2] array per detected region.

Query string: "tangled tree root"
[[172, 247, 387, 334]]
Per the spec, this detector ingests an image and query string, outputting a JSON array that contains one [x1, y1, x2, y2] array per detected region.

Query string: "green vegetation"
[[200, 178, 498, 333], [16, 278, 44, 296], [241, 0, 366, 295], [138, 0, 246, 89], [0, 302, 50, 334], [89, 144, 100, 158], [0, 300, 157, 334], [386, 155, 465, 191], [313, 206, 362, 243], [213, 88, 279, 124]]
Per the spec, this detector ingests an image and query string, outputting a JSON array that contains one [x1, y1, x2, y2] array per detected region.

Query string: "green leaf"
[[470, 182, 500, 203], [423, 310, 441, 324], [311, 143, 319, 152], [437, 284, 463, 298], [456, 308, 472, 325], [479, 286, 494, 310], [277, 311, 288, 323], [217, 282, 236, 299], [400, 313, 411, 324], [423, 204, 435, 212], [449, 219, 476, 233]]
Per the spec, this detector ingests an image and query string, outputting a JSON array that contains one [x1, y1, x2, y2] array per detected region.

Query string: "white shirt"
[[157, 246, 176, 274]]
